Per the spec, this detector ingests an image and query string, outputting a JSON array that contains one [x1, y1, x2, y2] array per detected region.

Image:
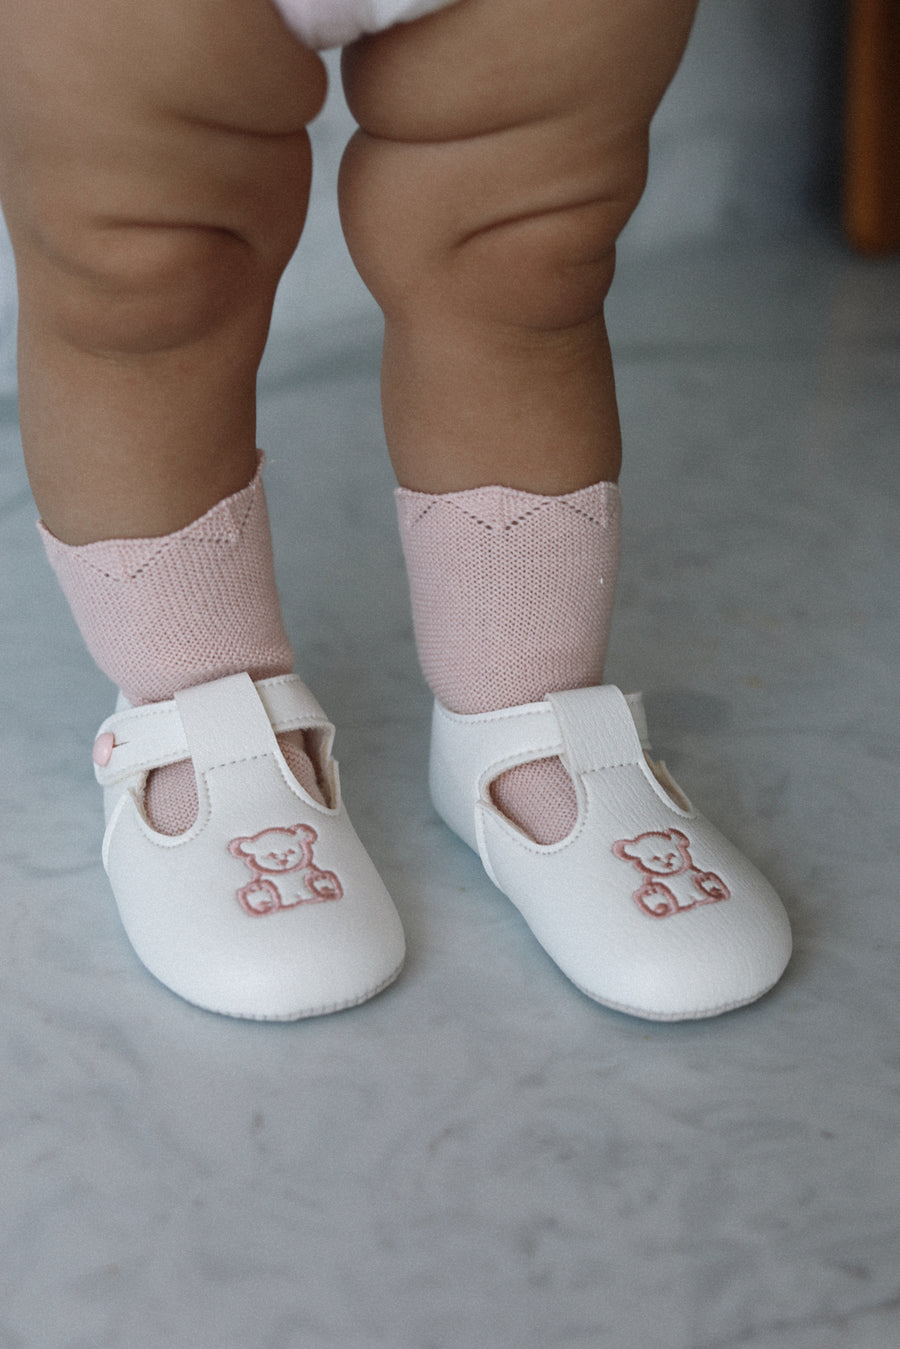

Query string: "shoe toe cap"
[[105, 794, 406, 1020]]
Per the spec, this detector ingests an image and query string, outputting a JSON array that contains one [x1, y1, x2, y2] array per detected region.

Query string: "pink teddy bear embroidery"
[[228, 823, 343, 916], [612, 828, 730, 919]]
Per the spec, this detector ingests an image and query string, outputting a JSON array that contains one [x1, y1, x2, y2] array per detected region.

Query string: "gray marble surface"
[[2, 228, 898, 1349]]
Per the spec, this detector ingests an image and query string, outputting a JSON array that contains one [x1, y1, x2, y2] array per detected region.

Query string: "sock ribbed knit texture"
[[396, 480, 621, 844], [39, 455, 324, 832]]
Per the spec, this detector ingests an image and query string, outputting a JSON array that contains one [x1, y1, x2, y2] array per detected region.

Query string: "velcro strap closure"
[[93, 673, 330, 786], [176, 674, 280, 774], [434, 699, 564, 786], [547, 686, 645, 776]]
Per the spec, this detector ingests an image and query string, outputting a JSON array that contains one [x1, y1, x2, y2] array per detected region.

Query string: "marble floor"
[[1, 210, 899, 1347]]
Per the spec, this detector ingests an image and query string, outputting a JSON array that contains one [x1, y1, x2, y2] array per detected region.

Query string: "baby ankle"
[[396, 479, 621, 843]]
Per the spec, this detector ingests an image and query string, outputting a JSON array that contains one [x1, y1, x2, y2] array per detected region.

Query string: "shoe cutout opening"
[[143, 758, 199, 836], [299, 727, 336, 810], [489, 755, 579, 845], [142, 729, 331, 836]]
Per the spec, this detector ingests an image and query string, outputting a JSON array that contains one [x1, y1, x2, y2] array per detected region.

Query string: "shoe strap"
[[436, 687, 647, 781], [430, 685, 651, 865], [547, 687, 648, 775], [93, 673, 331, 787]]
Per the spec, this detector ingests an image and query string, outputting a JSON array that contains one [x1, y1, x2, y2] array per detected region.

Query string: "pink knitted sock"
[[39, 455, 324, 833], [396, 481, 621, 844]]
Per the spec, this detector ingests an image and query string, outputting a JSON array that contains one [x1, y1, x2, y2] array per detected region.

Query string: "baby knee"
[[14, 115, 315, 359], [29, 220, 268, 358], [461, 188, 642, 332], [340, 128, 647, 334]]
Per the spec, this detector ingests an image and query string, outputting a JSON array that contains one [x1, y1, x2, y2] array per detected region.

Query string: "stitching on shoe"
[[102, 680, 332, 776], [574, 976, 783, 1022], [201, 957, 405, 1022], [436, 702, 550, 726], [479, 742, 569, 791], [135, 749, 336, 847], [260, 673, 303, 690], [198, 749, 336, 791], [109, 701, 177, 726], [480, 761, 662, 856], [269, 742, 339, 811]]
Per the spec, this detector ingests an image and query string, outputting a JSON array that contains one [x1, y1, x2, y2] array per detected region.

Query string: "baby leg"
[[340, 0, 697, 495], [0, 0, 328, 828], [0, 3, 409, 1021], [340, 0, 697, 839], [0, 0, 326, 543]]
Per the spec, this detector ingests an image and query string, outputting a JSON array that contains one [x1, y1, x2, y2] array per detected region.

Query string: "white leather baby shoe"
[[429, 685, 791, 1021], [91, 672, 405, 1019]]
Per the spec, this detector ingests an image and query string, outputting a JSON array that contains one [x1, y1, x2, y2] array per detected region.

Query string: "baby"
[[0, 0, 791, 1021]]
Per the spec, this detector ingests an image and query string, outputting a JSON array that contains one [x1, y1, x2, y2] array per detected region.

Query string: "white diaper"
[[271, 0, 459, 49]]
